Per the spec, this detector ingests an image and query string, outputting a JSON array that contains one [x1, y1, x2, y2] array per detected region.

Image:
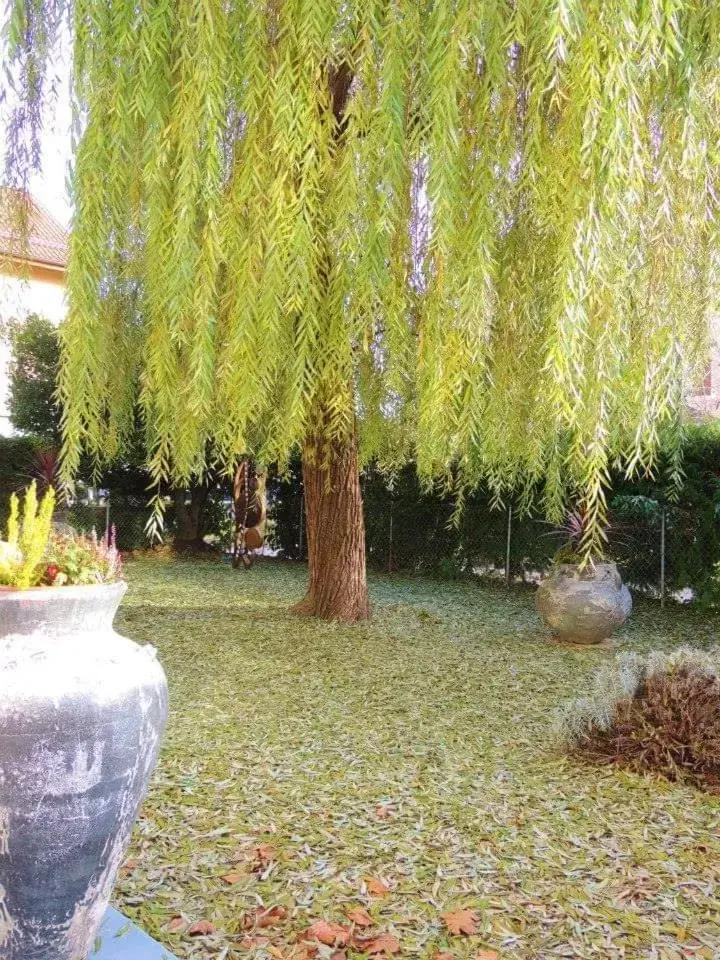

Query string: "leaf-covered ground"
[[113, 559, 720, 960]]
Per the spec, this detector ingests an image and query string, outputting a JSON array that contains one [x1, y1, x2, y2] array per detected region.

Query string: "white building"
[[0, 189, 68, 435], [687, 315, 720, 419]]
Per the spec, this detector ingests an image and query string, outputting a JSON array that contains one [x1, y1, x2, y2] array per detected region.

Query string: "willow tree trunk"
[[290, 62, 369, 622], [293, 432, 370, 622]]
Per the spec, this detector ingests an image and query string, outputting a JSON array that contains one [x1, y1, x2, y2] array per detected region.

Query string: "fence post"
[[505, 503, 512, 588], [388, 500, 394, 574], [660, 507, 666, 609], [105, 497, 110, 538]]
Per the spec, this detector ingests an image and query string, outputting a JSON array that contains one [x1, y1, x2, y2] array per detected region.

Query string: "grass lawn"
[[114, 559, 720, 960]]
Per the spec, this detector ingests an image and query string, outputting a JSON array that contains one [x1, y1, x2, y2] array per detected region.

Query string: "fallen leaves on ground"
[[241, 935, 272, 950], [365, 877, 391, 897], [354, 933, 401, 955], [187, 920, 215, 936], [442, 909, 479, 936], [255, 843, 278, 863], [113, 560, 720, 960], [346, 908, 374, 927], [243, 906, 289, 929], [301, 921, 351, 946]]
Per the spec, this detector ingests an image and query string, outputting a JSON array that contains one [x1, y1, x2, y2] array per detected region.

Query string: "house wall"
[[0, 270, 66, 436], [687, 313, 720, 420]]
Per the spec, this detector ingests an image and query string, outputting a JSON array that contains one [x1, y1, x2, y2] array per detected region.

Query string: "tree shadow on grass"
[[118, 603, 302, 625]]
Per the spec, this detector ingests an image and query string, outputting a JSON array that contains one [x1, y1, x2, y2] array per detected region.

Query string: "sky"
[[30, 64, 74, 228], [32, 101, 73, 228], [1, 28, 74, 229]]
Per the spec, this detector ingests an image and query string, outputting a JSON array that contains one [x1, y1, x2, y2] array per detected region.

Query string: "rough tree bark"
[[291, 58, 371, 621], [292, 431, 370, 622]]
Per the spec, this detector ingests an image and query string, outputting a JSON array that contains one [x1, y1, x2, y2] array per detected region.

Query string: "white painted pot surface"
[[0, 582, 168, 959]]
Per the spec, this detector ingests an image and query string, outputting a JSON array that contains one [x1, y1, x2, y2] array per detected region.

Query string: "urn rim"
[[0, 579, 127, 598]]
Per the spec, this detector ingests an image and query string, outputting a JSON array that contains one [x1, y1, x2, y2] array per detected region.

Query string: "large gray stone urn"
[[536, 562, 632, 645], [0, 582, 168, 959]]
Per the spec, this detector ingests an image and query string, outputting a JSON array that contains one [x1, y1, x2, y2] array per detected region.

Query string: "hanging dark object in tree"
[[232, 459, 266, 570]]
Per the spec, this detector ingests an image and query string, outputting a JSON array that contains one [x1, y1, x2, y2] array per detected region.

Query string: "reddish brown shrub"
[[576, 667, 720, 791]]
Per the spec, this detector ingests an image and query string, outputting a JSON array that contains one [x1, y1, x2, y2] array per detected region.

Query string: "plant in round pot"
[[536, 510, 632, 645], [0, 484, 168, 959]]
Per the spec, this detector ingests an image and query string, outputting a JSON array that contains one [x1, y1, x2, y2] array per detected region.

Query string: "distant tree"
[[7, 314, 60, 441], [6, 314, 224, 547]]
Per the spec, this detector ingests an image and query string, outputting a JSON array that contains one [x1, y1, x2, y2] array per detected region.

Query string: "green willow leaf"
[[3, 0, 718, 558]]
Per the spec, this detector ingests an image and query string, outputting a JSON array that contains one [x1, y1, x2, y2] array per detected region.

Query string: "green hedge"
[[0, 435, 43, 524], [269, 424, 720, 598]]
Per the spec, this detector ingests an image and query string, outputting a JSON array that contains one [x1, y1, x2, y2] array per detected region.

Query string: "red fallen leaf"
[[375, 806, 393, 820], [432, 953, 455, 960], [346, 908, 373, 928], [301, 921, 351, 946], [188, 920, 216, 936], [294, 947, 318, 960], [256, 843, 278, 862], [222, 871, 244, 885], [477, 950, 499, 960], [366, 877, 390, 897], [166, 916, 187, 933], [280, 946, 318, 960], [354, 934, 400, 955], [442, 909, 479, 937], [240, 936, 272, 950], [330, 952, 347, 960], [119, 858, 142, 876], [251, 843, 279, 874], [243, 906, 289, 929]]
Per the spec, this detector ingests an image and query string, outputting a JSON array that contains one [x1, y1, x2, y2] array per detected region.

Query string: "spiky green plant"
[[2, 0, 719, 562], [0, 482, 56, 588]]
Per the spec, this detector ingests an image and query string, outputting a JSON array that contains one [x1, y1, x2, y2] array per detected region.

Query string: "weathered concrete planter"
[[0, 582, 168, 959], [536, 562, 632, 645]]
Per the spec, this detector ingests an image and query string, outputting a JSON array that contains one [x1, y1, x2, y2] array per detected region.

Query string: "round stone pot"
[[0, 581, 168, 959], [536, 562, 632, 645]]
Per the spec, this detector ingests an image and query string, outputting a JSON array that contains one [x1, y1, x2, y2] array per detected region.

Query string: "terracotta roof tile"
[[0, 187, 69, 269]]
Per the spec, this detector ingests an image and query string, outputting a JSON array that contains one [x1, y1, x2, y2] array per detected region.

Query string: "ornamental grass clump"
[[556, 649, 720, 791]]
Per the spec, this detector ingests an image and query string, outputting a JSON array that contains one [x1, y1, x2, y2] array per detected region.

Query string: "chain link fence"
[[66, 493, 154, 553], [271, 469, 720, 607], [54, 470, 720, 608]]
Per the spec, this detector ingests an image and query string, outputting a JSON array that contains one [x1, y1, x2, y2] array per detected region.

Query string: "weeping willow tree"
[[3, 0, 718, 620]]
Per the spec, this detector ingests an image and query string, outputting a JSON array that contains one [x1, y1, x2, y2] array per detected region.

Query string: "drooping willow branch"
[[3, 0, 719, 557]]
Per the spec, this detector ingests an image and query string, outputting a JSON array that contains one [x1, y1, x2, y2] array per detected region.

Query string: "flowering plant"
[[44, 528, 123, 586], [0, 484, 122, 588]]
